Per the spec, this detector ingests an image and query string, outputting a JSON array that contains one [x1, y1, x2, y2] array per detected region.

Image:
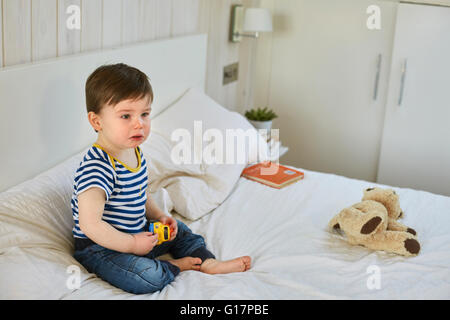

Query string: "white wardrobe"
[[376, 3, 450, 197], [267, 0, 450, 196]]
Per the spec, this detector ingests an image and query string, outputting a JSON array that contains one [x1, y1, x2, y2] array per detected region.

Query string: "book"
[[241, 161, 304, 189]]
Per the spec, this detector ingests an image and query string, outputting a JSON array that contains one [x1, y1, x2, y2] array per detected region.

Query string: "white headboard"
[[0, 34, 207, 192]]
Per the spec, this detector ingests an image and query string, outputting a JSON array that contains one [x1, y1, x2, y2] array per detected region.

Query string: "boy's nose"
[[134, 118, 144, 128]]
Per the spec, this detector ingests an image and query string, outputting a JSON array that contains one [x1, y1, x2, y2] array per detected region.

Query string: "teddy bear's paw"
[[370, 231, 420, 256], [360, 216, 383, 235], [406, 228, 417, 236], [404, 238, 420, 255]]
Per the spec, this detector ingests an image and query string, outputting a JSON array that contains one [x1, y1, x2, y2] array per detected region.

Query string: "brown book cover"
[[241, 161, 304, 189]]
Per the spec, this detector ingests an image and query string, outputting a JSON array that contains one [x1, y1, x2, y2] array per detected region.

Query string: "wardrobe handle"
[[398, 59, 408, 106], [373, 54, 382, 101]]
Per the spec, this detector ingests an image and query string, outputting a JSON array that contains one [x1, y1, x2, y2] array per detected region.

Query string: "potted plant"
[[244, 107, 278, 131]]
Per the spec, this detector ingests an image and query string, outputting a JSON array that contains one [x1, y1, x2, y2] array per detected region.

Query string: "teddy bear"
[[329, 187, 420, 257]]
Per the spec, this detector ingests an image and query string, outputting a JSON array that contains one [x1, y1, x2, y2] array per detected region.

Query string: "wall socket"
[[223, 62, 239, 85]]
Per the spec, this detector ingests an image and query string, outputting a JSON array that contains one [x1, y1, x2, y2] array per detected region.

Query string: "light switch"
[[223, 63, 239, 85]]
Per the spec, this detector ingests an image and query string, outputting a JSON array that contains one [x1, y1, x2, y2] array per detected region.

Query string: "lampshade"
[[243, 8, 273, 33]]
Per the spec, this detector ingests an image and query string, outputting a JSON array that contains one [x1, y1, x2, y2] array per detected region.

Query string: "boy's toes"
[[242, 256, 252, 271], [404, 238, 420, 255], [190, 257, 202, 270]]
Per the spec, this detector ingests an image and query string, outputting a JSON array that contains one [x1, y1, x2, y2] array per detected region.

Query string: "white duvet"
[[1, 151, 450, 299]]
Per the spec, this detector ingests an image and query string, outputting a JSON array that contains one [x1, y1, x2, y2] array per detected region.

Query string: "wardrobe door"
[[377, 3, 450, 196], [268, 0, 397, 181]]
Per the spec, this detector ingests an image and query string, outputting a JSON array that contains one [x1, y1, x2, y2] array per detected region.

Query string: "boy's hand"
[[131, 232, 158, 256], [159, 216, 178, 241]]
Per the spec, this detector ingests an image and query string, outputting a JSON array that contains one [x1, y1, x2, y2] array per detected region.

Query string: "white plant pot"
[[248, 120, 272, 131], [248, 120, 273, 142]]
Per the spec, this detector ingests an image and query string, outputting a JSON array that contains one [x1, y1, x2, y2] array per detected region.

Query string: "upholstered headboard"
[[0, 34, 207, 192]]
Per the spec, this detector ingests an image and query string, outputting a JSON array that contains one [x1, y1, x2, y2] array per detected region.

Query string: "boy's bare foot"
[[168, 257, 202, 271], [200, 256, 251, 275]]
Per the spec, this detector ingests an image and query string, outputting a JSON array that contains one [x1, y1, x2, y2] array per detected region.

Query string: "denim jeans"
[[73, 220, 215, 294]]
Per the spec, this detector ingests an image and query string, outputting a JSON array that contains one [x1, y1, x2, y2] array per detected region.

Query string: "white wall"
[[253, 0, 450, 111], [0, 0, 263, 112]]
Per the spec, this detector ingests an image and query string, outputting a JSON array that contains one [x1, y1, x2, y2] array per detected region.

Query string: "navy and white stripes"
[[71, 145, 148, 238]]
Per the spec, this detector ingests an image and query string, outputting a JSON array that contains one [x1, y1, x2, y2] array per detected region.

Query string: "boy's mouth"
[[130, 135, 144, 140]]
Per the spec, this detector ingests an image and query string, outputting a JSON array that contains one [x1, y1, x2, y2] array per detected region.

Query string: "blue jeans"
[[73, 220, 215, 294]]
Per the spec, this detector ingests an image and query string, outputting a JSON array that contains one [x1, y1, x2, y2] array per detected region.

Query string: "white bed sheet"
[[145, 169, 450, 299], [3, 156, 448, 299], [180, 169, 450, 300]]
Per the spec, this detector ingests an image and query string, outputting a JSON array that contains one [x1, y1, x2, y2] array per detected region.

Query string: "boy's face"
[[91, 95, 152, 150]]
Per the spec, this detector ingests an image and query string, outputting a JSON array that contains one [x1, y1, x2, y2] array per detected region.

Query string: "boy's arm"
[[78, 187, 136, 253]]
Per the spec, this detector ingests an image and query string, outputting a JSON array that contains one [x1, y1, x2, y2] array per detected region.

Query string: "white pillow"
[[0, 153, 81, 253], [144, 87, 268, 220]]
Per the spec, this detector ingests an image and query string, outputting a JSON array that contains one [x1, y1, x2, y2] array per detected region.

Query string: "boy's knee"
[[95, 255, 178, 295], [128, 274, 173, 294], [128, 262, 177, 294], [176, 220, 189, 233], [176, 220, 202, 240]]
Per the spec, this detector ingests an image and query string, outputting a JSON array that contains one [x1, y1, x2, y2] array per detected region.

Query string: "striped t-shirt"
[[71, 144, 148, 239]]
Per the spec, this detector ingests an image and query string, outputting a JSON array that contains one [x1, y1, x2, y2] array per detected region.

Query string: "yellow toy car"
[[148, 222, 171, 245]]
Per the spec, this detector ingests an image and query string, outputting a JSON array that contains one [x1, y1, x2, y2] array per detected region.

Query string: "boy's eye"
[[121, 114, 130, 119], [142, 112, 150, 117]]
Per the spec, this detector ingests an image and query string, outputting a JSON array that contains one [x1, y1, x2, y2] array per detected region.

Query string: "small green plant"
[[245, 107, 278, 122]]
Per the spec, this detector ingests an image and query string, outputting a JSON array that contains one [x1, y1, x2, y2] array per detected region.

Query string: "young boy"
[[72, 63, 251, 294]]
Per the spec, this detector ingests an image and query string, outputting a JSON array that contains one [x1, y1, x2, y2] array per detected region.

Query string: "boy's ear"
[[88, 111, 101, 132]]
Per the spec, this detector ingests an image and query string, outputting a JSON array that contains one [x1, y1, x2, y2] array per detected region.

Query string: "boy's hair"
[[85, 63, 153, 115]]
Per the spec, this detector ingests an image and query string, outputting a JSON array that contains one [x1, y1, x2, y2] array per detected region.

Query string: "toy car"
[[148, 221, 171, 245]]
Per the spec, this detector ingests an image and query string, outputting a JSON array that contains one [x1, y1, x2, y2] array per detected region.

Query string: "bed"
[[1, 34, 449, 300]]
